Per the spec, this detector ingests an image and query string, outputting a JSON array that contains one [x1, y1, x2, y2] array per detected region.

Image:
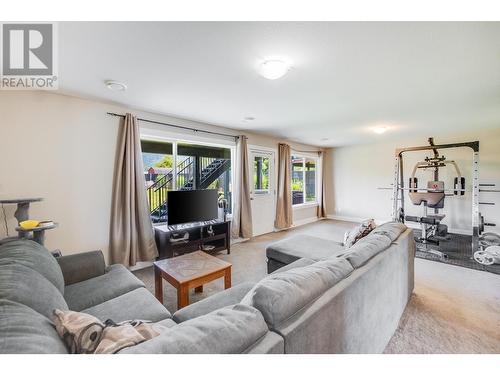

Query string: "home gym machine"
[[388, 138, 499, 265]]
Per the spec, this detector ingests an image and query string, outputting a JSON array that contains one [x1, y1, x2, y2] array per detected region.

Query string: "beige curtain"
[[274, 143, 293, 229], [317, 150, 327, 218], [231, 136, 253, 239], [109, 113, 158, 267]]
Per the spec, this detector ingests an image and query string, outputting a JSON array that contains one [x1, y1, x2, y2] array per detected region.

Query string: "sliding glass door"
[[142, 141, 174, 223], [141, 139, 233, 223]]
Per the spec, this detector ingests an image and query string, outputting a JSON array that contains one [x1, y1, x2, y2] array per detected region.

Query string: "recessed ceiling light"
[[105, 80, 127, 91], [373, 126, 389, 134], [321, 138, 330, 142], [243, 116, 255, 121], [258, 60, 291, 80]]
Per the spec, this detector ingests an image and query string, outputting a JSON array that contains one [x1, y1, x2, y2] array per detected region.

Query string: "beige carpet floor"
[[133, 219, 500, 354]]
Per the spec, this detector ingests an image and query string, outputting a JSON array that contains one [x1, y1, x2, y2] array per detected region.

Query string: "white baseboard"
[[129, 261, 153, 271], [326, 215, 390, 225], [268, 216, 322, 234], [293, 216, 322, 228], [231, 237, 250, 244]]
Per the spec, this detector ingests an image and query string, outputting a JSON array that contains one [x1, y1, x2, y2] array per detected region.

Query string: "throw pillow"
[[343, 219, 377, 249], [53, 309, 168, 354]]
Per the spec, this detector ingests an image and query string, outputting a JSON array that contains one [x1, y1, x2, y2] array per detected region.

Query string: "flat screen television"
[[167, 189, 219, 225]]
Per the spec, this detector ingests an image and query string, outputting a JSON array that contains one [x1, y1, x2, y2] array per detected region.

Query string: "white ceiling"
[[59, 22, 500, 147]]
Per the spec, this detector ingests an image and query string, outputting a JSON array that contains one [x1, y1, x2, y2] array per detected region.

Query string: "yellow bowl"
[[19, 220, 40, 229]]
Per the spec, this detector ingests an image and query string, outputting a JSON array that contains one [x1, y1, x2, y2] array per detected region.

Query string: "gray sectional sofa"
[[0, 221, 415, 354], [174, 222, 415, 353], [0, 239, 279, 354]]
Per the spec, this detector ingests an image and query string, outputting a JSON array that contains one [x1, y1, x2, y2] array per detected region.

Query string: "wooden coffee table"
[[154, 250, 232, 309]]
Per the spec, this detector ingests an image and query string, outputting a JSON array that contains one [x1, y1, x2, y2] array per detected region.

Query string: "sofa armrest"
[[173, 281, 255, 323], [57, 251, 106, 286]]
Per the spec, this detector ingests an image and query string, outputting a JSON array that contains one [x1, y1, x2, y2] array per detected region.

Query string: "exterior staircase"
[[146, 157, 230, 223], [181, 159, 230, 190]]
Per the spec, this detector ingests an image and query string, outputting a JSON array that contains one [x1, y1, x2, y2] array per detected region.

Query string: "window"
[[253, 155, 270, 193], [141, 139, 233, 223], [291, 155, 317, 205]]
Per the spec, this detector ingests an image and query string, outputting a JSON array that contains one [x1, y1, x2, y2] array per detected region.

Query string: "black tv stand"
[[154, 219, 231, 259]]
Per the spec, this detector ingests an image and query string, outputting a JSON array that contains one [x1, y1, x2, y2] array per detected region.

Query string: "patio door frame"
[[140, 128, 236, 213], [248, 145, 276, 236]]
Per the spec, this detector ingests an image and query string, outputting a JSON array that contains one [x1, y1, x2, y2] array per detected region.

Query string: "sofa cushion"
[[156, 318, 177, 329], [266, 234, 344, 265], [341, 233, 392, 268], [369, 222, 407, 242], [119, 304, 268, 354], [173, 282, 255, 323], [57, 251, 106, 285], [64, 264, 145, 311], [343, 219, 377, 249], [82, 287, 171, 323], [0, 299, 68, 354], [0, 263, 68, 319], [241, 257, 353, 328], [271, 257, 315, 274], [0, 239, 65, 293]]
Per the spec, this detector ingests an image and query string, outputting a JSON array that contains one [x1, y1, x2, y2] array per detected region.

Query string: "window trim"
[[252, 153, 272, 195], [293, 201, 319, 210], [291, 152, 319, 206]]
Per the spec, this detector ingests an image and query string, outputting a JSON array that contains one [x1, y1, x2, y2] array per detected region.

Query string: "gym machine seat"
[[408, 191, 445, 208], [405, 181, 449, 258], [408, 181, 446, 208]]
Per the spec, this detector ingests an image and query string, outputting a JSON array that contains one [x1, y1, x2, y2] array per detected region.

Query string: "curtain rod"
[[291, 147, 322, 154], [107, 112, 240, 140], [280, 143, 322, 154]]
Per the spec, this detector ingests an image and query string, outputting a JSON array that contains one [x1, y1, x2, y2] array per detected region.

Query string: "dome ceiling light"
[[373, 126, 389, 134], [258, 60, 291, 80]]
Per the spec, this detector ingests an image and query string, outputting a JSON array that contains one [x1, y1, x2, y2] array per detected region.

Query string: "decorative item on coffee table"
[[154, 250, 232, 309]]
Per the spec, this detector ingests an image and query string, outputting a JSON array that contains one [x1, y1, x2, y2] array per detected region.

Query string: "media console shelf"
[[154, 219, 230, 259]]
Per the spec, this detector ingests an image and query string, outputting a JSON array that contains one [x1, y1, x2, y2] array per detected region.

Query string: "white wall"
[[325, 129, 500, 235], [0, 91, 320, 261], [129, 104, 320, 229]]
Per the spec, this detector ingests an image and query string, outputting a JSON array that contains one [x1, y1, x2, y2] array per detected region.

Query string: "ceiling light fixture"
[[105, 80, 127, 91], [244, 116, 255, 121], [373, 126, 389, 134], [258, 60, 291, 80]]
